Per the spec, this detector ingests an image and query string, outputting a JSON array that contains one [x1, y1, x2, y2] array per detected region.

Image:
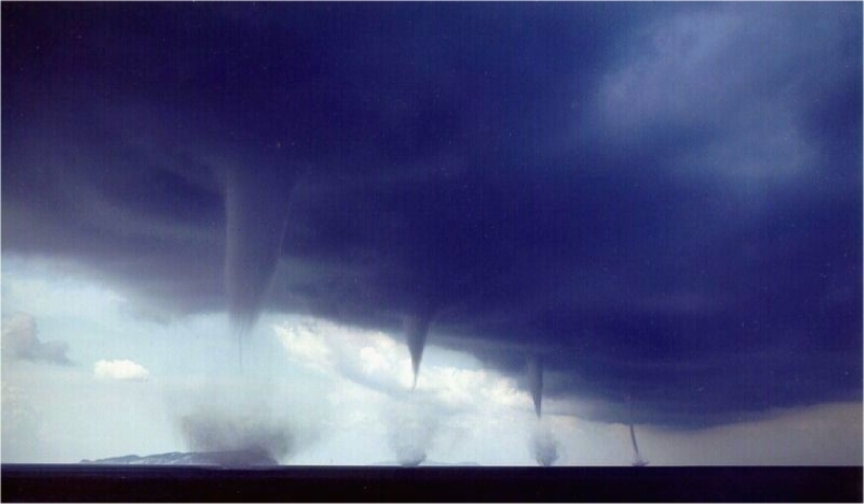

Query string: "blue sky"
[[2, 2, 861, 465]]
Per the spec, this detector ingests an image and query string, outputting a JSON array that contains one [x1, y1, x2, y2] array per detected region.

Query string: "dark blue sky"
[[3, 2, 861, 428]]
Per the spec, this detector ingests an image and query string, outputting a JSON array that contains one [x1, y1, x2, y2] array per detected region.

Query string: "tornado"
[[527, 355, 543, 418], [224, 166, 298, 334], [404, 313, 431, 389], [629, 422, 649, 467], [627, 395, 648, 466]]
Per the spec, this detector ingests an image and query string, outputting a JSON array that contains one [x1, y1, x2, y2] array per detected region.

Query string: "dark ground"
[[2, 464, 861, 502]]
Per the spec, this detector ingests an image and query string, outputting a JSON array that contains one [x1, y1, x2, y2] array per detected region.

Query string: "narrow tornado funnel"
[[627, 395, 648, 466], [527, 355, 543, 418], [629, 422, 648, 467], [404, 314, 431, 390], [224, 166, 298, 334]]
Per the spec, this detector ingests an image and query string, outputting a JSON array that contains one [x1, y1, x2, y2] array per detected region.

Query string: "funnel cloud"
[[527, 356, 543, 418], [224, 166, 300, 333], [404, 314, 431, 390], [630, 422, 648, 467]]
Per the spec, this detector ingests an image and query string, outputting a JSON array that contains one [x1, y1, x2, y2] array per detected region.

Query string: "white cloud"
[[93, 359, 150, 381], [262, 318, 864, 466], [274, 317, 533, 415], [276, 321, 334, 375], [275, 319, 415, 391]]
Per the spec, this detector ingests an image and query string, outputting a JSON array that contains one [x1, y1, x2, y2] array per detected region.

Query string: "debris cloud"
[[178, 407, 293, 464], [387, 397, 440, 467], [169, 373, 312, 466], [530, 421, 561, 467]]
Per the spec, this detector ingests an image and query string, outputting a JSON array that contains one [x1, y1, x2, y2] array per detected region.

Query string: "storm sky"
[[2, 2, 861, 464]]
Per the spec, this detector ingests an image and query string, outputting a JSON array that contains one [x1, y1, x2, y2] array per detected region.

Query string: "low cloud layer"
[[93, 359, 150, 381], [1, 314, 70, 365]]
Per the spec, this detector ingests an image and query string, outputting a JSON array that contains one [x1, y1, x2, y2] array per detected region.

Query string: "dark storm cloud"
[[2, 3, 860, 428]]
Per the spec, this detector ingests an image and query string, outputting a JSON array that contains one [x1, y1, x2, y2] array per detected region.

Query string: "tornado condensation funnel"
[[224, 165, 298, 334], [404, 314, 431, 389], [527, 355, 543, 418]]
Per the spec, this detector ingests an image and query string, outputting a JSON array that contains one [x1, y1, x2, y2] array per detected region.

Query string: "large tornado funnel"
[[527, 355, 543, 418], [224, 166, 298, 334]]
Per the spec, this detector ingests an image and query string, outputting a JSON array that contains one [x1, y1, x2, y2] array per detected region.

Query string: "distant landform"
[[373, 460, 483, 467], [81, 449, 278, 467], [81, 452, 482, 467]]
